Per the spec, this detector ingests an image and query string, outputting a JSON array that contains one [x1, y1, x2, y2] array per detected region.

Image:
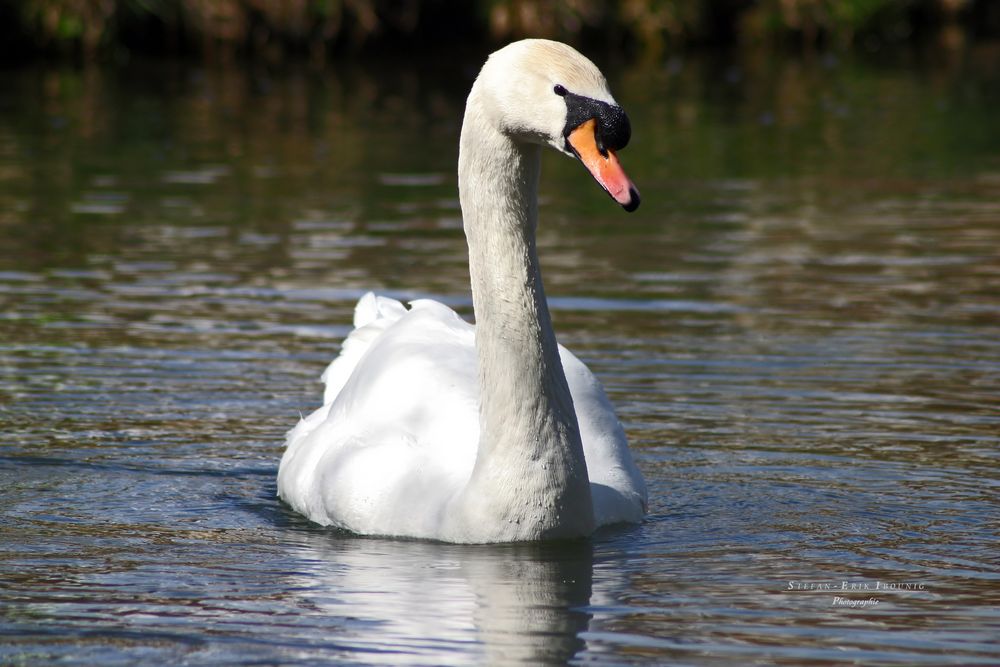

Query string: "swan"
[[277, 39, 646, 543]]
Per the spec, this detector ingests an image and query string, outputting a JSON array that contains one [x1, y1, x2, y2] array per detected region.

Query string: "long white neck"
[[455, 88, 595, 541]]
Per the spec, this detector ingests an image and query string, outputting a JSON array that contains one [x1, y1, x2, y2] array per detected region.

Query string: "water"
[[2, 49, 999, 665]]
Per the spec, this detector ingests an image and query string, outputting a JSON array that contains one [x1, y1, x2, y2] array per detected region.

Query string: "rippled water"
[[2, 51, 999, 665]]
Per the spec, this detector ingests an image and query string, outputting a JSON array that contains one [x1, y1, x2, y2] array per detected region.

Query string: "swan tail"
[[320, 292, 408, 405], [353, 291, 408, 328]]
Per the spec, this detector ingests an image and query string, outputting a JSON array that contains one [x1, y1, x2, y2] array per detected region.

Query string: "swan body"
[[278, 39, 646, 542]]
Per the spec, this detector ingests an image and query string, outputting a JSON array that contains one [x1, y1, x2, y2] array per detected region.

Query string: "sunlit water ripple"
[[1, 54, 999, 665]]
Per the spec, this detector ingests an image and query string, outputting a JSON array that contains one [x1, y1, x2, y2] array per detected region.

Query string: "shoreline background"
[[2, 0, 999, 64]]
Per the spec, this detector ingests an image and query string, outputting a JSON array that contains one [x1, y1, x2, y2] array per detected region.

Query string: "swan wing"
[[277, 294, 480, 536], [278, 293, 644, 536], [560, 346, 648, 526]]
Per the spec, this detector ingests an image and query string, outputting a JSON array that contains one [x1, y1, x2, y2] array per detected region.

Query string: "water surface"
[[1, 51, 999, 664]]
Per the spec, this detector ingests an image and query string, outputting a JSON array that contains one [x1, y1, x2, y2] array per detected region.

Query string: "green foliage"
[[747, 0, 927, 45], [0, 0, 989, 60]]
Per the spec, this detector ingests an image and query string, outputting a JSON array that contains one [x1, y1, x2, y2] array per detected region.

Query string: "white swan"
[[277, 39, 646, 543]]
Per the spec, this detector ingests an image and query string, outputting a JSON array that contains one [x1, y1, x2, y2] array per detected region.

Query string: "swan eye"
[[553, 84, 567, 96]]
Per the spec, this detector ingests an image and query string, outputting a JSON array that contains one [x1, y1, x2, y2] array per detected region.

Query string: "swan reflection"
[[285, 530, 594, 664]]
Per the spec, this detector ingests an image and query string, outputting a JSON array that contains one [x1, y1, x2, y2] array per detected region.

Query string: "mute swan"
[[277, 39, 646, 543]]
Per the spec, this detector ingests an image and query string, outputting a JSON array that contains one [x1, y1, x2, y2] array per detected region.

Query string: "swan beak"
[[567, 118, 640, 212]]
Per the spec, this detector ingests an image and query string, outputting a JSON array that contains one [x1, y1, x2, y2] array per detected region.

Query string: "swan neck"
[[456, 91, 594, 539]]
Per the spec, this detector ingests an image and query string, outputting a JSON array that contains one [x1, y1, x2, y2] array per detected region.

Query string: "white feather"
[[277, 40, 646, 542]]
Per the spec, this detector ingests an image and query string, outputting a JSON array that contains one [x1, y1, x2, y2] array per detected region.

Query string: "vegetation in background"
[[1, 0, 998, 62]]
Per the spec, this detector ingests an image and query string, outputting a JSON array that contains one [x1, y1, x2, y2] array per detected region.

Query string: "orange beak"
[[567, 118, 640, 212]]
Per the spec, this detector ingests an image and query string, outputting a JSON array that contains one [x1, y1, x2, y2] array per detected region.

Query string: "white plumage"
[[278, 40, 646, 542]]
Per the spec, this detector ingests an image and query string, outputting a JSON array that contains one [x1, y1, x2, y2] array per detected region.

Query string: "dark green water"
[[1, 48, 999, 665]]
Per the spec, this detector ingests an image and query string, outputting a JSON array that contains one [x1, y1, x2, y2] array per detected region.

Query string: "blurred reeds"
[[1, 0, 998, 62]]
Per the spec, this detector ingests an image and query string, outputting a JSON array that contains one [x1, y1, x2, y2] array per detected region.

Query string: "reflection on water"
[[1, 48, 999, 664], [287, 536, 593, 665]]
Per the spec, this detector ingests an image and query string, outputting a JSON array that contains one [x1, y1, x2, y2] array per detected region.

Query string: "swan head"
[[473, 39, 640, 212]]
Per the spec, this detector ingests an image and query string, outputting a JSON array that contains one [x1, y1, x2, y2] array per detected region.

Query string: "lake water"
[[1, 48, 999, 665]]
